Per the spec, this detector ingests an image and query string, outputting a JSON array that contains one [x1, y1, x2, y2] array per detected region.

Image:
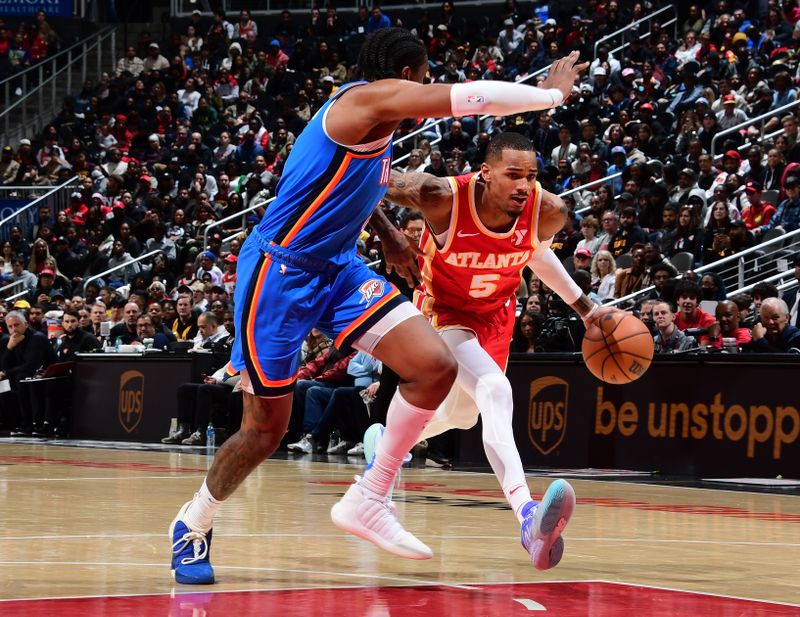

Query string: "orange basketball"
[[582, 311, 654, 384]]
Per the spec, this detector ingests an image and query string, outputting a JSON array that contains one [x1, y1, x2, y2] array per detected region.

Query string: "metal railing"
[[3, 288, 29, 304], [0, 278, 27, 299], [202, 198, 270, 252], [733, 266, 797, 297], [710, 99, 800, 159], [594, 5, 678, 57], [608, 227, 800, 307], [0, 177, 79, 240], [0, 26, 117, 144], [82, 249, 162, 292], [171, 0, 508, 17]]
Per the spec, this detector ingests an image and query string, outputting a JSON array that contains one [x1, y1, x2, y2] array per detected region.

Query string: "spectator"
[[0, 310, 57, 435], [762, 176, 800, 233], [109, 302, 141, 345], [673, 280, 716, 344], [132, 314, 171, 351], [162, 357, 241, 446], [747, 298, 800, 352], [116, 46, 144, 77], [192, 312, 229, 349], [590, 250, 616, 301], [172, 294, 199, 341], [706, 300, 752, 351], [56, 309, 100, 359], [614, 244, 647, 299], [609, 207, 647, 258], [653, 301, 697, 353]]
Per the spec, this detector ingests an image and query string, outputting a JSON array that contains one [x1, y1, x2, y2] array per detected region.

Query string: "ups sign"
[[528, 376, 568, 455], [118, 370, 144, 433]]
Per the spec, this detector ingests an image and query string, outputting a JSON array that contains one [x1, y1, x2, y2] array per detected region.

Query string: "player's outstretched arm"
[[528, 190, 606, 324], [345, 52, 588, 125]]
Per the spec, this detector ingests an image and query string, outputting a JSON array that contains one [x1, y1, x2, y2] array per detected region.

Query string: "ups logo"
[[118, 370, 144, 433], [528, 376, 568, 456]]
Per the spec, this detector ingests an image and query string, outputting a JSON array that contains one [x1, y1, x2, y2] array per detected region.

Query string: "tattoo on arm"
[[571, 294, 595, 319]]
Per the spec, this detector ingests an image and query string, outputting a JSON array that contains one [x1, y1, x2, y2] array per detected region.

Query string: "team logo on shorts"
[[359, 279, 386, 307]]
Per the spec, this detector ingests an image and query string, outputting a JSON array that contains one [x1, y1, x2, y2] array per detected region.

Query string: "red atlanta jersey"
[[414, 172, 542, 323]]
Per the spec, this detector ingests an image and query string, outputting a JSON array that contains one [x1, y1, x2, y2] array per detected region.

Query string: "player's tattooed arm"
[[368, 205, 422, 287], [387, 170, 453, 229]]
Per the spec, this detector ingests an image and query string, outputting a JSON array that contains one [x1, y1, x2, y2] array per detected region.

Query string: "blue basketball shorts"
[[230, 233, 409, 396]]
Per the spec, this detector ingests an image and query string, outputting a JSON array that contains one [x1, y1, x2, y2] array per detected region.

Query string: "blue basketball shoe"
[[520, 479, 576, 570], [170, 500, 215, 584]]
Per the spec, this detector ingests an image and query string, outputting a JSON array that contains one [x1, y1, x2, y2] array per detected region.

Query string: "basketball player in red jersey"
[[378, 132, 613, 570]]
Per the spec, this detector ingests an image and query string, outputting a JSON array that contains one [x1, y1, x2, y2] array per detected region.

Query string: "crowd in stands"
[[2, 1, 800, 444], [0, 11, 62, 79]]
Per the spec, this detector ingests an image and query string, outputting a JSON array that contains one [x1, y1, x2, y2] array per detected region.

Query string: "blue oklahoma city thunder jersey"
[[256, 82, 393, 264]]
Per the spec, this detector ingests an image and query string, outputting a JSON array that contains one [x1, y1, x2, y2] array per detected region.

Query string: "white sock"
[[182, 479, 224, 533], [361, 390, 434, 497], [507, 483, 534, 523]]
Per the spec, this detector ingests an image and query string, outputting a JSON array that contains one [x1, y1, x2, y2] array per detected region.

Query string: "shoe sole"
[[530, 479, 575, 570], [330, 500, 432, 560], [169, 501, 215, 585]]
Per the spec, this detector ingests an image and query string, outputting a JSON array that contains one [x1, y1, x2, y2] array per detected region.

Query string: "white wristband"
[[450, 81, 565, 118], [582, 303, 600, 323]]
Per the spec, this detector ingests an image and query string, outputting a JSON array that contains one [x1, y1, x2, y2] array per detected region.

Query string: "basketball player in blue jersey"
[[169, 28, 588, 584]]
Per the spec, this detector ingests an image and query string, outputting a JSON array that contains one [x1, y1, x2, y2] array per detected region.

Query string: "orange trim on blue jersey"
[[245, 255, 274, 386], [279, 156, 352, 247], [334, 288, 401, 349], [278, 145, 391, 249], [225, 363, 239, 377]]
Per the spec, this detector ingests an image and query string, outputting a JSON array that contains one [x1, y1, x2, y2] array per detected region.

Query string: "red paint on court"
[[0, 455, 207, 473], [1, 582, 796, 617]]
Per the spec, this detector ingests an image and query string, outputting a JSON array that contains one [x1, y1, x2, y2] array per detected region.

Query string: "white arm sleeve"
[[528, 237, 583, 306], [450, 81, 564, 118]]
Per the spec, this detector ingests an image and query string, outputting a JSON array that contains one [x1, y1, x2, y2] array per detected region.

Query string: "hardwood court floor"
[[0, 441, 798, 616]]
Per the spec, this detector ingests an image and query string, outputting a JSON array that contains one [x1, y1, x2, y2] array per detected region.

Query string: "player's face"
[[484, 149, 538, 220]]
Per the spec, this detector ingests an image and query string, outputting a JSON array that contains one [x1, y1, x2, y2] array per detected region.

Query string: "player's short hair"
[[357, 28, 427, 81], [485, 132, 535, 163]]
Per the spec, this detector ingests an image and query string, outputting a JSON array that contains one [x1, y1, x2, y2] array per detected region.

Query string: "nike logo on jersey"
[[456, 230, 480, 238]]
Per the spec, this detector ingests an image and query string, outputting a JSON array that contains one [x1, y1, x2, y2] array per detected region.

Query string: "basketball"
[[582, 311, 654, 384]]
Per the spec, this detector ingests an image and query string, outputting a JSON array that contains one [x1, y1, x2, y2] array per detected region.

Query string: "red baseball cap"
[[40, 268, 55, 276], [722, 93, 736, 104], [224, 254, 238, 263], [574, 247, 592, 258], [723, 150, 741, 161], [640, 103, 654, 111]]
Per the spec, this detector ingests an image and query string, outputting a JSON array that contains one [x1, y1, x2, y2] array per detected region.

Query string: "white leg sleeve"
[[423, 329, 532, 521]]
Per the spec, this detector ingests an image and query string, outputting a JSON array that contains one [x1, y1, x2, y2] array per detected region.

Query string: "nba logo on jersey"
[[358, 279, 386, 306]]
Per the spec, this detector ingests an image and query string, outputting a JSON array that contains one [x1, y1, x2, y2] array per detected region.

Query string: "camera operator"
[[535, 294, 584, 352]]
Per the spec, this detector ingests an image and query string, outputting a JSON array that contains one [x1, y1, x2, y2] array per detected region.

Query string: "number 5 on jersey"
[[469, 273, 500, 298]]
